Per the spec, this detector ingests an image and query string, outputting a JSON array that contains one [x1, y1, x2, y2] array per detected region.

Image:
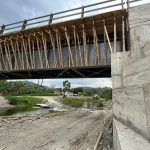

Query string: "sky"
[[0, 0, 149, 88]]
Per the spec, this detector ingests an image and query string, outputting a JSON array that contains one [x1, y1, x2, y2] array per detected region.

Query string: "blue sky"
[[1, 0, 148, 88]]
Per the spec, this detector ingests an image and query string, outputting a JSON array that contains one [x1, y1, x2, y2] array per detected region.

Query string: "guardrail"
[[0, 0, 143, 35]]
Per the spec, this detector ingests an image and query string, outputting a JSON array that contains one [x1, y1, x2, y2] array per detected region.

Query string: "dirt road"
[[0, 109, 111, 150]]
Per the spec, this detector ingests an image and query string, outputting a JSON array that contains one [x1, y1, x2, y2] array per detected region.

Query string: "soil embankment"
[[0, 96, 13, 108]]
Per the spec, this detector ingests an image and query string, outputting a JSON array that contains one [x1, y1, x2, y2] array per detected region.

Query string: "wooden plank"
[[73, 26, 78, 67], [32, 40, 35, 69], [82, 24, 88, 66], [58, 33, 63, 67], [55, 29, 61, 67], [92, 21, 100, 65], [10, 38, 18, 69], [104, 29, 107, 65], [114, 18, 117, 52], [77, 33, 83, 66], [64, 27, 74, 67], [36, 37, 43, 68], [49, 30, 57, 68], [122, 16, 125, 52], [0, 44, 7, 70], [103, 21, 113, 53], [4, 40, 11, 70], [22, 38, 30, 69], [41, 32, 49, 68], [16, 39, 22, 69], [28, 36, 33, 69]]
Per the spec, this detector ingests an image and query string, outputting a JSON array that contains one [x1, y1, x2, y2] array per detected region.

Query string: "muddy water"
[[0, 100, 101, 116]]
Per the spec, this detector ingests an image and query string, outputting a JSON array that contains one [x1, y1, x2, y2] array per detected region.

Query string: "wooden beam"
[[49, 30, 57, 68], [73, 26, 78, 67], [104, 29, 108, 65], [42, 32, 50, 68], [77, 32, 83, 66], [22, 38, 30, 69], [82, 24, 88, 66], [36, 38, 43, 68], [103, 20, 113, 53], [28, 36, 33, 69], [122, 16, 125, 52], [114, 18, 117, 52], [64, 27, 74, 67], [10, 38, 18, 69], [4, 40, 12, 70], [55, 29, 62, 67]]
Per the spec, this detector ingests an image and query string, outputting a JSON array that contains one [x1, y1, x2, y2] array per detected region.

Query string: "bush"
[[5, 96, 44, 107], [61, 97, 84, 108]]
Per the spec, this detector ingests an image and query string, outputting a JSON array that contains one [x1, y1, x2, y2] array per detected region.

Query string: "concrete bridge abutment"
[[112, 4, 150, 150]]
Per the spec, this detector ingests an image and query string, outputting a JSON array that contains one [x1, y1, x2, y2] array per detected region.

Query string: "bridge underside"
[[0, 9, 126, 79], [0, 66, 111, 79]]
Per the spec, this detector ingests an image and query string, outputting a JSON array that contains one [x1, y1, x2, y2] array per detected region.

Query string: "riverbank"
[[0, 96, 13, 108], [0, 109, 112, 150]]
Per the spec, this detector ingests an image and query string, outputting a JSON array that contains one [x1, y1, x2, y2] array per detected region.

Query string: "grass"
[[60, 97, 107, 108], [1, 96, 45, 116], [5, 96, 44, 107], [60, 97, 85, 108]]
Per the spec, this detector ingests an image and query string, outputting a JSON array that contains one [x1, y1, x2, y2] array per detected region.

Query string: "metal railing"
[[0, 0, 144, 35]]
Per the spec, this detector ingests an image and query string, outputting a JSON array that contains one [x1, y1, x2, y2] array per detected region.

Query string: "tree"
[[62, 80, 71, 98]]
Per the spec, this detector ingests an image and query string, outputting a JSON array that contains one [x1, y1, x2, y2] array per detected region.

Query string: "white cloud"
[[23, 78, 112, 88]]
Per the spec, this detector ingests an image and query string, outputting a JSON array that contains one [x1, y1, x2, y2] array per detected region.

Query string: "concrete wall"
[[112, 4, 150, 149]]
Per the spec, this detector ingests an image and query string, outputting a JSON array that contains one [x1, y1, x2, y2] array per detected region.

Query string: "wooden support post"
[[22, 38, 30, 69], [6, 43, 12, 69], [103, 20, 113, 53], [49, 30, 57, 68], [122, 16, 125, 52], [36, 38, 43, 68], [92, 20, 100, 65], [10, 38, 18, 69], [73, 26, 78, 67], [20, 41, 25, 69], [114, 18, 117, 52], [82, 24, 88, 66], [64, 27, 74, 67], [55, 29, 62, 67], [0, 44, 6, 70], [32, 40, 35, 69], [0, 45, 2, 70], [104, 28, 107, 65], [4, 40, 12, 70], [58, 34, 63, 67], [16, 39, 22, 69], [77, 33, 83, 66], [41, 32, 49, 68], [28, 36, 33, 69]]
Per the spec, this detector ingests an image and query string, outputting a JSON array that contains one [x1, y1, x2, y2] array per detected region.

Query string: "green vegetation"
[[61, 97, 85, 108], [5, 96, 44, 107], [62, 80, 71, 97], [0, 80, 57, 96], [0, 96, 45, 116]]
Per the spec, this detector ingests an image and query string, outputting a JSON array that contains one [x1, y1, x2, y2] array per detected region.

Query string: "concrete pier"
[[112, 4, 150, 150]]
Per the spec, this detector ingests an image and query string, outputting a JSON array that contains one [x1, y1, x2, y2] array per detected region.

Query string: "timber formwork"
[[0, 0, 133, 79]]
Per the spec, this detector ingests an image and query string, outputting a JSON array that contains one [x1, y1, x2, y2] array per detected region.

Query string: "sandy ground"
[[0, 109, 112, 150], [0, 96, 13, 108]]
